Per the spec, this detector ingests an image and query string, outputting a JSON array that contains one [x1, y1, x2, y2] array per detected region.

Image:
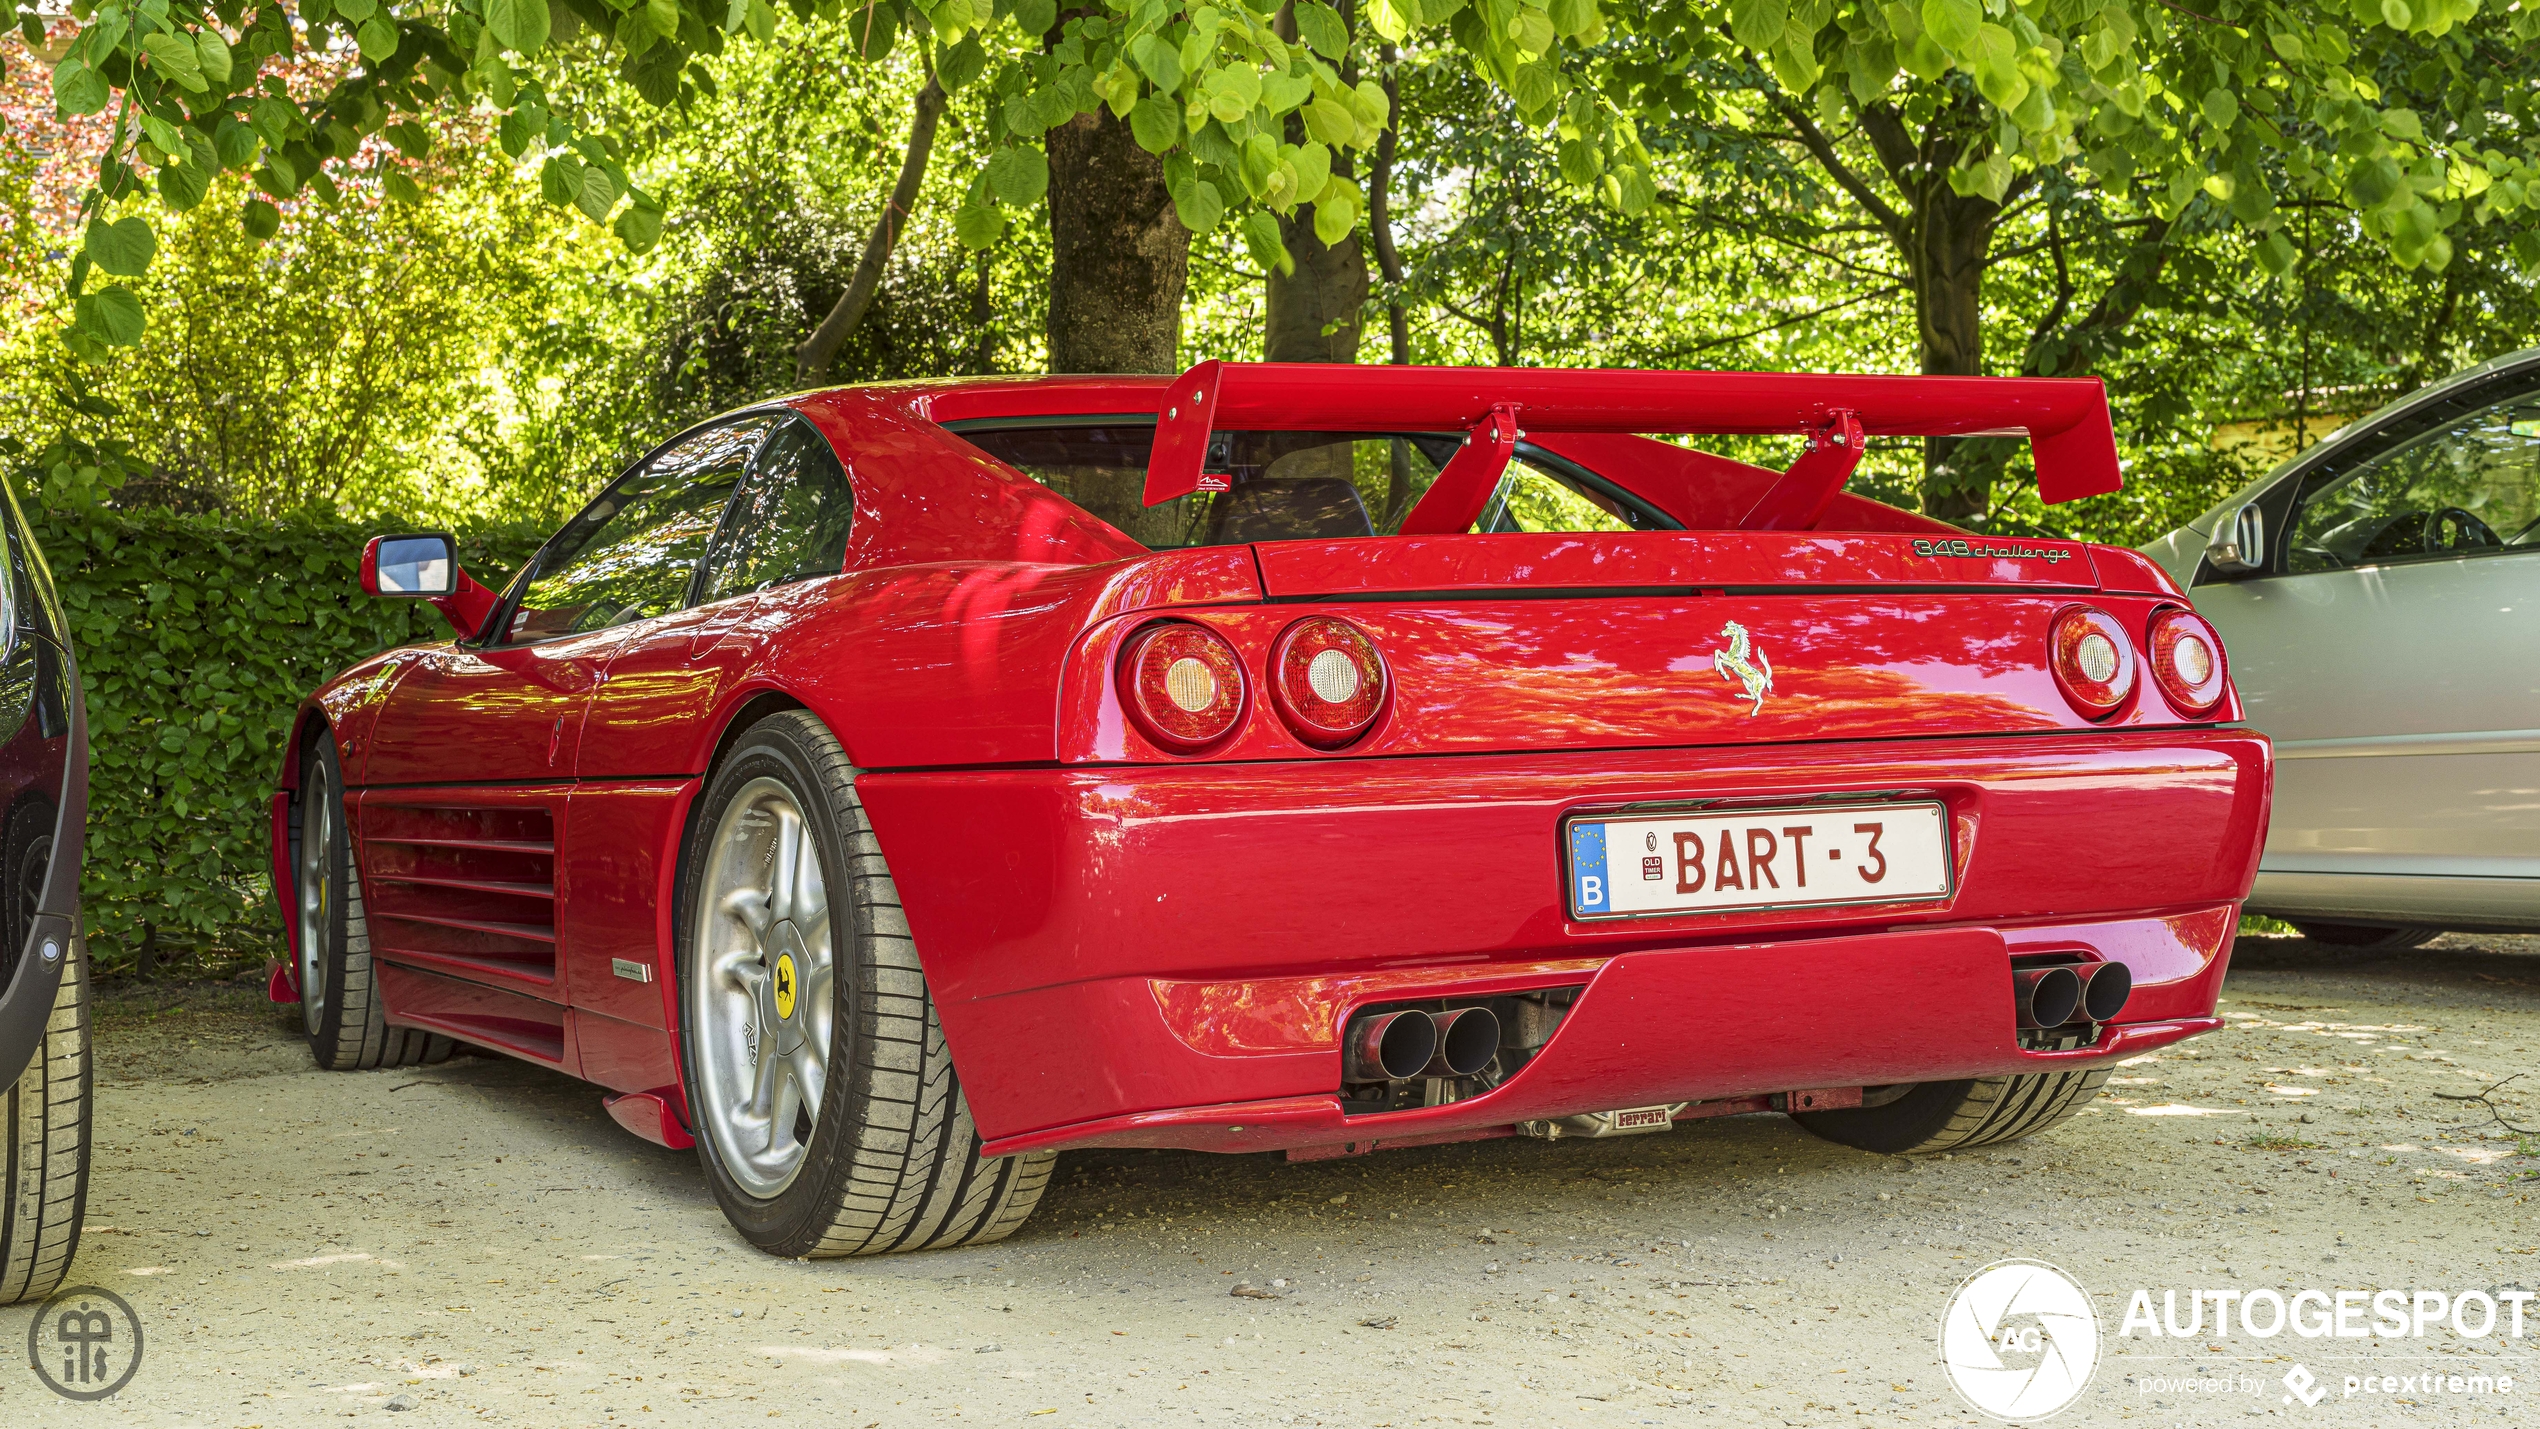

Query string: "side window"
[[503, 418, 774, 643], [695, 419, 858, 604], [2285, 387, 2540, 573], [1471, 460, 1644, 534]]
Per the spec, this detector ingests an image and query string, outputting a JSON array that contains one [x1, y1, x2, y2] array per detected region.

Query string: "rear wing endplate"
[[1141, 361, 2122, 531]]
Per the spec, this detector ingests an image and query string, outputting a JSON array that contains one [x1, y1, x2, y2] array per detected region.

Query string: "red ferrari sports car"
[[270, 363, 2268, 1258]]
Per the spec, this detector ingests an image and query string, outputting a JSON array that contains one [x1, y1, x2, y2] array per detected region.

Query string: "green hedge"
[[29, 508, 545, 978]]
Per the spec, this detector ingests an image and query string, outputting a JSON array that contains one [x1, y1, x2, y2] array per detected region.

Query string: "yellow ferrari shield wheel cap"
[[773, 952, 798, 1020]]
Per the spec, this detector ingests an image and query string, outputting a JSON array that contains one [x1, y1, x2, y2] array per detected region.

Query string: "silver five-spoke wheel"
[[687, 776, 835, 1199]]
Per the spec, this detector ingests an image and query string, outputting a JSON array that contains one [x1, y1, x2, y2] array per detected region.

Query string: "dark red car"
[[271, 364, 2269, 1258]]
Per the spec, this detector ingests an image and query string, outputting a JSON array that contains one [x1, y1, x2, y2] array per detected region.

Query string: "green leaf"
[[1287, 140, 1333, 206], [51, 61, 109, 117], [1921, 0, 1979, 54], [75, 285, 147, 347], [1966, 23, 2025, 112], [1171, 177, 1225, 233], [1129, 94, 1184, 154], [845, 0, 898, 59], [2379, 107, 2424, 143], [337, 0, 377, 23], [383, 170, 424, 204], [2200, 86, 2237, 130], [1260, 70, 1312, 116], [614, 200, 665, 253], [213, 116, 262, 170], [356, 13, 400, 60], [646, 0, 679, 39], [1293, 2, 1349, 58], [1301, 94, 1355, 147], [141, 113, 188, 158], [1309, 194, 1350, 248], [84, 216, 157, 278], [1129, 34, 1183, 92], [2379, 0, 2411, 29], [746, 0, 778, 41], [1557, 137, 1601, 185], [986, 145, 1050, 206], [540, 154, 580, 206], [242, 197, 282, 241], [159, 161, 211, 212], [498, 107, 542, 158], [197, 29, 235, 85], [487, 0, 553, 54], [574, 163, 623, 223], [1509, 6, 1555, 54], [1242, 209, 1291, 275], [1203, 64, 1262, 123], [1557, 0, 1599, 37], [940, 34, 988, 90], [954, 199, 1008, 248], [142, 32, 207, 89], [1366, 0, 1418, 41], [1729, 0, 1786, 51], [385, 122, 433, 159], [1012, 0, 1057, 35], [1509, 61, 1562, 120]]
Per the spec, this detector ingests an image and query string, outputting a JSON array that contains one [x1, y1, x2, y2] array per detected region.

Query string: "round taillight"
[[2147, 606, 2228, 717], [2048, 605, 2136, 718], [1119, 622, 1246, 750], [1269, 616, 1388, 747]]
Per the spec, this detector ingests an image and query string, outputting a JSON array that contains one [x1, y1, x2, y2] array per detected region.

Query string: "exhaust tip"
[[1425, 1006, 1501, 1078], [2015, 966, 2082, 1029], [1344, 1009, 1437, 1082], [2077, 960, 2133, 1023]]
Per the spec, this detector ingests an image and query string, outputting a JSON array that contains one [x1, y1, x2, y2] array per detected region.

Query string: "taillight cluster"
[[2048, 603, 2229, 720], [1118, 616, 1390, 752]]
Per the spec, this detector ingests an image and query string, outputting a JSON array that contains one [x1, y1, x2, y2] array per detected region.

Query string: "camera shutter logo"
[[27, 1284, 144, 1400], [1938, 1259, 2099, 1422]]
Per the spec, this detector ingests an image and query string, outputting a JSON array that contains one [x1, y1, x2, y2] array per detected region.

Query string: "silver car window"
[[2285, 387, 2540, 573]]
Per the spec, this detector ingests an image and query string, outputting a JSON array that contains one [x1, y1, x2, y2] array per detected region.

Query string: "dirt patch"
[[11, 933, 2538, 1426]]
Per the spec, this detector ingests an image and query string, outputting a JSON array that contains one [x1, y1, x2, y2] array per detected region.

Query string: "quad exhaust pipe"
[[1343, 1005, 1502, 1082], [2012, 960, 2133, 1029]]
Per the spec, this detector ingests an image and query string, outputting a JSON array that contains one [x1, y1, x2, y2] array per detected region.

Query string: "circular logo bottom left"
[[28, 1284, 145, 1401]]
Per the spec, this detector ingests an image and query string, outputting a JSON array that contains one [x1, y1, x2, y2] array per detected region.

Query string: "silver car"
[[2143, 347, 2540, 950]]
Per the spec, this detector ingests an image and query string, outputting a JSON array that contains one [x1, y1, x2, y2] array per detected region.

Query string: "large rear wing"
[[1142, 361, 2123, 535]]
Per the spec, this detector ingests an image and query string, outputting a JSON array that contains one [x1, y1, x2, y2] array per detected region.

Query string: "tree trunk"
[[1265, 186, 1367, 364], [797, 76, 947, 383], [1045, 107, 1190, 374], [1910, 183, 2001, 524]]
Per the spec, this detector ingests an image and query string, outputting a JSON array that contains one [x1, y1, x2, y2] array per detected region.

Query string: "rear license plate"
[[1564, 801, 1952, 920]]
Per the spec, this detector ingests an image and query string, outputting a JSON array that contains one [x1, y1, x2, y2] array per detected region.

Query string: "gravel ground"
[[5, 931, 2536, 1427]]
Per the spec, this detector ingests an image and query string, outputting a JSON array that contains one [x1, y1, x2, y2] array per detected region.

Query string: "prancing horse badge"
[[1711, 621, 1773, 715]]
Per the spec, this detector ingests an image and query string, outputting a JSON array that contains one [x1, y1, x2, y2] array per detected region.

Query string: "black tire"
[[676, 710, 1053, 1258], [1, 933, 90, 1305], [1793, 1068, 2109, 1155], [2290, 921, 2442, 952], [296, 733, 453, 1071]]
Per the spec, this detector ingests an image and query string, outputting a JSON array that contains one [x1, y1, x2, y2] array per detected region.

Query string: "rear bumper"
[[857, 728, 2267, 1153], [979, 926, 2224, 1158]]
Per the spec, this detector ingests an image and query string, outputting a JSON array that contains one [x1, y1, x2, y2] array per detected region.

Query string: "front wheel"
[[678, 710, 1053, 1257], [1, 934, 89, 1305], [1793, 1068, 2109, 1155]]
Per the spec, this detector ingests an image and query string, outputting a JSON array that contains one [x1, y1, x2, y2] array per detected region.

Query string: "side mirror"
[[2204, 503, 2266, 575], [361, 533, 457, 597], [360, 532, 501, 639]]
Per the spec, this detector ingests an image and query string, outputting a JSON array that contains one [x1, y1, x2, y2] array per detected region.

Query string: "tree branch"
[[795, 72, 947, 382], [1765, 91, 1911, 248]]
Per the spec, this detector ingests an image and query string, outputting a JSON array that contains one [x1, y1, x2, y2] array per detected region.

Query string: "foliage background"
[[33, 508, 543, 975]]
